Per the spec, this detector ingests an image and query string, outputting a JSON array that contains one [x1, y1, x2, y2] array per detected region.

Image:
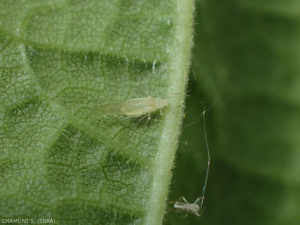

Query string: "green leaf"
[[166, 0, 300, 224], [0, 1, 194, 224]]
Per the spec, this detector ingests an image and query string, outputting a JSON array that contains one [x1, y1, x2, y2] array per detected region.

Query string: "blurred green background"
[[166, 0, 300, 224]]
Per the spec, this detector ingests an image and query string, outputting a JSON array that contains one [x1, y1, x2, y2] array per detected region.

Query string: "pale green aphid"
[[91, 97, 169, 124]]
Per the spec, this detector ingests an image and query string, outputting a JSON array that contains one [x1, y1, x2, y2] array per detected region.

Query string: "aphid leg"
[[160, 107, 168, 115], [194, 197, 202, 205], [133, 113, 149, 127], [168, 200, 184, 215], [143, 112, 151, 127], [126, 92, 137, 100], [172, 197, 191, 218], [178, 196, 189, 204], [139, 90, 149, 98], [197, 206, 206, 217], [180, 212, 189, 218]]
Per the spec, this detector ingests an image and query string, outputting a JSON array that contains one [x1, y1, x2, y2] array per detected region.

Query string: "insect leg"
[[178, 196, 189, 204], [133, 113, 149, 127], [197, 206, 206, 217], [143, 112, 151, 127], [194, 197, 202, 205], [179, 211, 189, 219], [126, 91, 141, 100], [120, 114, 143, 121]]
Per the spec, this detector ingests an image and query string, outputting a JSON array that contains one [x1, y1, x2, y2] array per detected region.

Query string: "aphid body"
[[121, 97, 168, 116], [91, 97, 168, 117]]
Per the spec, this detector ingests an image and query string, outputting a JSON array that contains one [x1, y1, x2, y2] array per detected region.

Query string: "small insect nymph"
[[173, 197, 204, 217], [91, 97, 169, 125]]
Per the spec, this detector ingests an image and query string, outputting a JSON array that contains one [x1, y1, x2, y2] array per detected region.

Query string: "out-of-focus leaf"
[[166, 0, 300, 224]]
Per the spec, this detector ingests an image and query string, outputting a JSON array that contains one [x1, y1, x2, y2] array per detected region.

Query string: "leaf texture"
[[0, 0, 194, 224]]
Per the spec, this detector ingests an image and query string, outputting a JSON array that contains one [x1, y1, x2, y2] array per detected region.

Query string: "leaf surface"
[[0, 1, 194, 224]]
